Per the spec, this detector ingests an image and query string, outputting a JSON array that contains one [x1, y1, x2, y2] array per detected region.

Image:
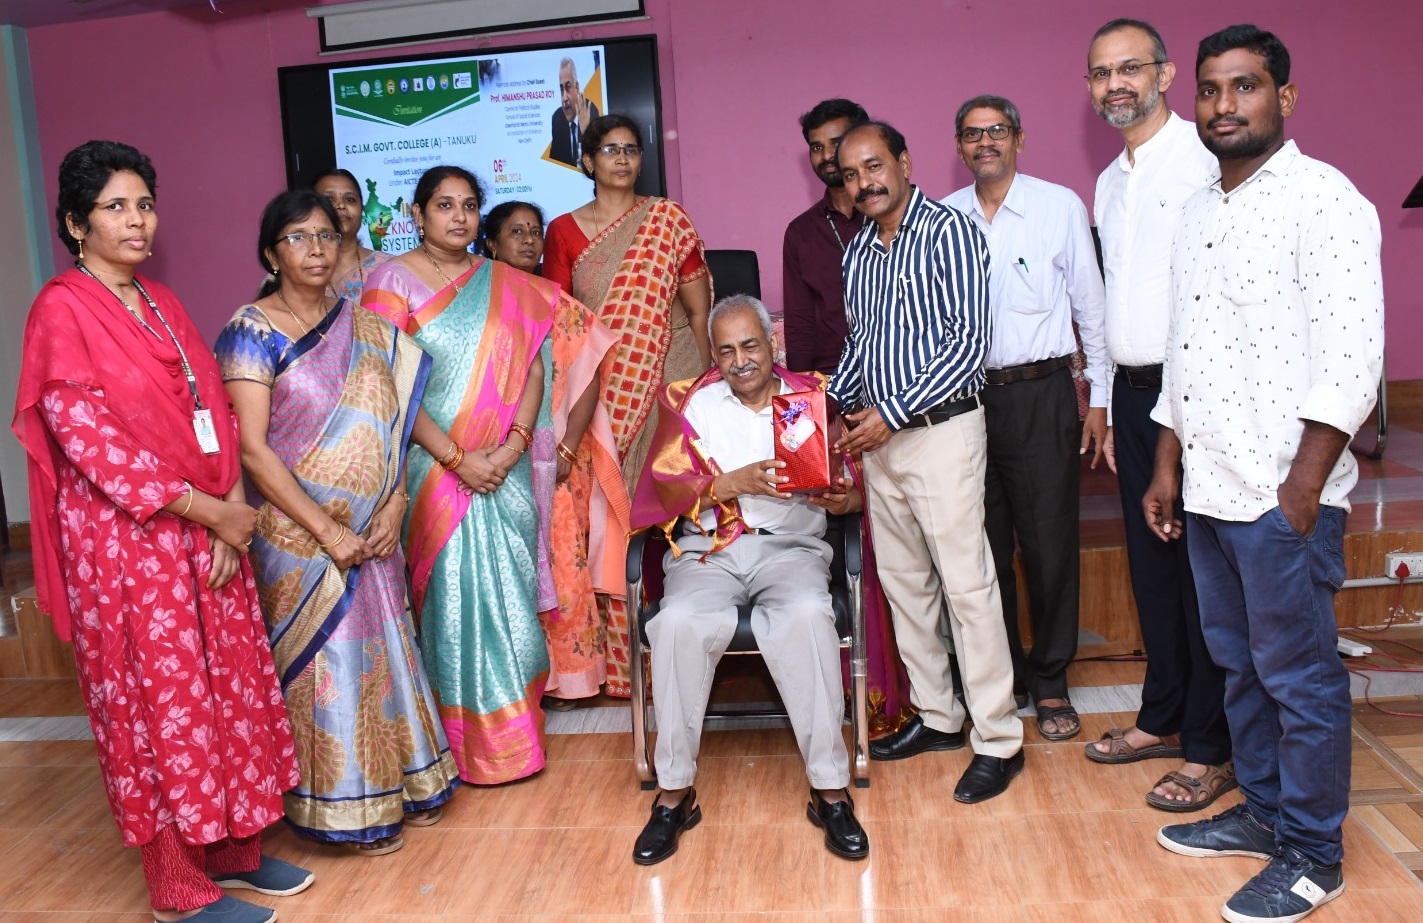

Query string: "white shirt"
[[685, 376, 827, 537], [1094, 111, 1216, 368], [943, 173, 1109, 407], [1150, 140, 1384, 521]]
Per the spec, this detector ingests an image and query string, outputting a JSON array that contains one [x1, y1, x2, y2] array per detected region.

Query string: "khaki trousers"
[[862, 407, 1023, 757], [647, 532, 850, 790]]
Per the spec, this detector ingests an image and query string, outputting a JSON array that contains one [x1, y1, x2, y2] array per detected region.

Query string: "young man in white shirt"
[[942, 94, 1108, 744], [1148, 24, 1383, 923], [1083, 18, 1235, 815]]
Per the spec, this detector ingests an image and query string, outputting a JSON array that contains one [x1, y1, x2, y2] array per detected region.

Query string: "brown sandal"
[[1084, 727, 1185, 764], [345, 835, 404, 856], [1144, 763, 1238, 813], [1035, 702, 1081, 741], [404, 807, 442, 827]]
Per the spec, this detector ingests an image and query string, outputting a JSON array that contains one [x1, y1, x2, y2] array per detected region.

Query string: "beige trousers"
[[647, 532, 850, 790], [862, 407, 1024, 757]]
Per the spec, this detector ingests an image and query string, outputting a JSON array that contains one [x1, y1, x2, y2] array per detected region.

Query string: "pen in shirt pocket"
[[1015, 257, 1029, 274]]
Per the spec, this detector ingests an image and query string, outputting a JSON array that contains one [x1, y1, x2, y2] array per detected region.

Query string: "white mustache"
[[728, 362, 758, 376]]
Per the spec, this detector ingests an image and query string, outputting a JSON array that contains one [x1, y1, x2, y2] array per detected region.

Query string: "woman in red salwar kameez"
[[12, 141, 313, 923]]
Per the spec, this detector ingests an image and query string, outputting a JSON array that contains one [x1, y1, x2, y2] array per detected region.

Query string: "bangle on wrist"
[[175, 483, 194, 518], [508, 422, 533, 446], [440, 444, 466, 471], [391, 489, 410, 502], [437, 440, 460, 468], [318, 523, 347, 549], [556, 442, 578, 465], [499, 441, 525, 457]]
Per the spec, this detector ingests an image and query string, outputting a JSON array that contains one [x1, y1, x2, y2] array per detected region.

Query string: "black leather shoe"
[[806, 789, 869, 860], [631, 788, 701, 865], [869, 714, 965, 761], [953, 750, 1025, 804]]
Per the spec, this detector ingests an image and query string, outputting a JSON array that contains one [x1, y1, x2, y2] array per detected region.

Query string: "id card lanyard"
[[78, 265, 221, 455]]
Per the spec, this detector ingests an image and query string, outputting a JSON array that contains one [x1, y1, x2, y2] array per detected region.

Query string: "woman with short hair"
[[13, 140, 310, 923], [216, 189, 459, 858]]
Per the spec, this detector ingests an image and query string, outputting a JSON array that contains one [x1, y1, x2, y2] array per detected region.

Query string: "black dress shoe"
[[632, 788, 701, 865], [953, 750, 1025, 804], [869, 714, 965, 761], [806, 789, 869, 860]]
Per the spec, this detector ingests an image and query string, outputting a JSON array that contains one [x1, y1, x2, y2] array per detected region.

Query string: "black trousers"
[[1112, 371, 1231, 765], [982, 366, 1079, 702]]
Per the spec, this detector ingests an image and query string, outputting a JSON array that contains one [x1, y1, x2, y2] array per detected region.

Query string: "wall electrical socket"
[[1384, 552, 1423, 579]]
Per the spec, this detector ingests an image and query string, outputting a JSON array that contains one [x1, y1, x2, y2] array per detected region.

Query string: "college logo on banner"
[[334, 65, 483, 128]]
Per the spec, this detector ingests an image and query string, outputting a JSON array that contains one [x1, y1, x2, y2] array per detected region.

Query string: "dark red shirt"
[[782, 192, 867, 374]]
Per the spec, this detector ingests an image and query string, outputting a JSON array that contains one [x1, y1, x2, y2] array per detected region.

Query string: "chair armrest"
[[842, 512, 863, 577], [626, 530, 649, 583]]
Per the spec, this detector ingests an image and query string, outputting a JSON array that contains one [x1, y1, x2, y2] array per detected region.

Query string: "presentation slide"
[[329, 45, 605, 253]]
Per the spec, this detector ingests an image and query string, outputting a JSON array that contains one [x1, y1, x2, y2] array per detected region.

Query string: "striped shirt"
[[827, 186, 992, 429]]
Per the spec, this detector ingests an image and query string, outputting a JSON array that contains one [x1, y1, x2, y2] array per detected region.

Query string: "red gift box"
[[772, 389, 843, 493]]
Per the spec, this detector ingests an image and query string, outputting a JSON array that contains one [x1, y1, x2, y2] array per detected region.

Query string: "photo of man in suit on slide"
[[550, 56, 600, 167]]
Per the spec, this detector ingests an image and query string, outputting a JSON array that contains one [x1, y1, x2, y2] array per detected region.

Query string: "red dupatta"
[[12, 268, 240, 639]]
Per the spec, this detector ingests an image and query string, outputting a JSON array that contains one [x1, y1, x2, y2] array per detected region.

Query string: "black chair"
[[705, 249, 761, 300], [625, 512, 870, 790]]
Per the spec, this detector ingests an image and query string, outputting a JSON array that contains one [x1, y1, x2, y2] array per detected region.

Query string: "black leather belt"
[[985, 354, 1072, 386], [899, 394, 981, 429], [1117, 364, 1163, 390]]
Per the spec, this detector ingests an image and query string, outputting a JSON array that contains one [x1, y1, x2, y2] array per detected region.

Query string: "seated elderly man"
[[627, 293, 869, 865]]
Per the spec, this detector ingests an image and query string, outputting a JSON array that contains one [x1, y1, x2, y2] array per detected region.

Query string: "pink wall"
[[25, 0, 680, 337], [25, 0, 1423, 376]]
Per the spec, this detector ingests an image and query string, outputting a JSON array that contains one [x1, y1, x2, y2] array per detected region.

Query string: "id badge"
[[192, 409, 221, 455]]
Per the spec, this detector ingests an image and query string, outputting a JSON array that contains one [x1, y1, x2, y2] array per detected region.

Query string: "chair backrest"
[[705, 249, 761, 301]]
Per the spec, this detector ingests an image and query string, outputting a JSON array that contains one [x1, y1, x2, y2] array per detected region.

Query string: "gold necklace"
[[422, 244, 474, 293], [276, 290, 325, 340]]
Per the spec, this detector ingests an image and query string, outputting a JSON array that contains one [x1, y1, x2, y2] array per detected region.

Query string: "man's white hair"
[[708, 293, 774, 345]]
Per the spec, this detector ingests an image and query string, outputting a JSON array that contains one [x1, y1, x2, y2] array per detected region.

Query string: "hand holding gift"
[[714, 458, 793, 502], [808, 476, 864, 516]]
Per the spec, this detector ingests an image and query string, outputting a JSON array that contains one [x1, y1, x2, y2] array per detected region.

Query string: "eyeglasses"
[[594, 143, 642, 158], [1086, 61, 1165, 83], [279, 230, 342, 249], [957, 124, 1014, 143]]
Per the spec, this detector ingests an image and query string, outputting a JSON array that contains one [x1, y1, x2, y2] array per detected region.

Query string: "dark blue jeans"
[[1188, 506, 1350, 866]]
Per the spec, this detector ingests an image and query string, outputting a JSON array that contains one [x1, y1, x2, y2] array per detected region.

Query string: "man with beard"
[[830, 122, 1024, 803], [783, 98, 869, 374], [628, 294, 869, 865], [942, 95, 1108, 743], [1151, 25, 1382, 923], [1082, 18, 1235, 816], [550, 57, 599, 167]]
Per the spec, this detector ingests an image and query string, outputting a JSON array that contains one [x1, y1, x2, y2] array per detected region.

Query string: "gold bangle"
[[556, 442, 578, 465], [175, 483, 194, 518], [440, 444, 466, 471], [392, 490, 410, 502], [508, 422, 534, 445], [318, 523, 347, 549], [437, 440, 460, 467], [500, 441, 526, 457]]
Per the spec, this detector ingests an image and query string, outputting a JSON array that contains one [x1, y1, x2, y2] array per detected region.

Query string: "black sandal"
[[1036, 702, 1081, 741]]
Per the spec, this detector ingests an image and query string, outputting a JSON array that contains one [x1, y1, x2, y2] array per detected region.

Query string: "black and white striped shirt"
[[828, 186, 992, 429]]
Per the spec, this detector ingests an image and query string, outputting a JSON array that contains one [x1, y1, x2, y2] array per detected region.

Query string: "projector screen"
[[277, 35, 664, 254]]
